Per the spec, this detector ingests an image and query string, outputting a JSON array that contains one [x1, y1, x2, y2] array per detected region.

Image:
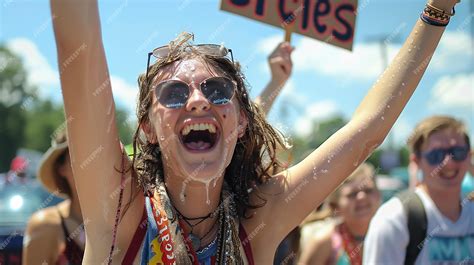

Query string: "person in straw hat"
[[22, 128, 84, 265]]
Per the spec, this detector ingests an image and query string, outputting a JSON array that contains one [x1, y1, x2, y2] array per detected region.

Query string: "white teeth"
[[181, 123, 217, 136]]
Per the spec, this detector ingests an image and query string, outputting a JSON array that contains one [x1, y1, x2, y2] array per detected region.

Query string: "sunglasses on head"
[[154, 76, 236, 109], [145, 33, 234, 78], [420, 145, 469, 166]]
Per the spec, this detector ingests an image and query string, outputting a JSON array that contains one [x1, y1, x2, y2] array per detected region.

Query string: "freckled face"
[[147, 58, 246, 184], [417, 129, 470, 190]]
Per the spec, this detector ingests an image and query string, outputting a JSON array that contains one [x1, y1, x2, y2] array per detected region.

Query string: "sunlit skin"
[[412, 128, 471, 221], [49, 0, 460, 263]]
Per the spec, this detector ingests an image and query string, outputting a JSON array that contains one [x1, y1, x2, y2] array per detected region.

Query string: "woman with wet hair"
[[50, 0, 461, 263]]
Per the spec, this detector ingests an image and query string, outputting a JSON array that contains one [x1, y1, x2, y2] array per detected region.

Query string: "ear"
[[410, 153, 420, 167], [237, 109, 248, 138], [140, 122, 157, 144], [57, 163, 67, 179]]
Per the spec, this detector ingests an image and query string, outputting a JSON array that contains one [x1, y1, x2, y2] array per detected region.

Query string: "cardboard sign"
[[220, 0, 357, 50]]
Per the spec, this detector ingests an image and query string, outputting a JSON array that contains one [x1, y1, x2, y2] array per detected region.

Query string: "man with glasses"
[[363, 116, 473, 265]]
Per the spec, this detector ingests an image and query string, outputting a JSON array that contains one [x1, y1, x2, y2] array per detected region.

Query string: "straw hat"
[[37, 129, 69, 198]]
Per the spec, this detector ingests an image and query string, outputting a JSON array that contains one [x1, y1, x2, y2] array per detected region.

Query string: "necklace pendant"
[[189, 233, 201, 251]]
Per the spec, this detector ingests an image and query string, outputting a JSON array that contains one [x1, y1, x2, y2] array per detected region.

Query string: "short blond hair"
[[408, 116, 470, 156]]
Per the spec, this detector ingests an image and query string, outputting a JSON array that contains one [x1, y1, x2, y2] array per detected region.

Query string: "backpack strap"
[[396, 190, 427, 265]]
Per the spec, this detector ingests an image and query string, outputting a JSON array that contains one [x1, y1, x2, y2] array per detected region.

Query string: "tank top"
[[123, 197, 255, 264]]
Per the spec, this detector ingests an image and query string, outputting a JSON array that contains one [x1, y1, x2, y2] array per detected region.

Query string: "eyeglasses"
[[145, 33, 234, 78], [154, 76, 236, 109], [420, 145, 469, 166], [343, 187, 377, 199]]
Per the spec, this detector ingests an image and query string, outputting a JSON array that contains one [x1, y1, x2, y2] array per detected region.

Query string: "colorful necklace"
[[150, 183, 245, 264]]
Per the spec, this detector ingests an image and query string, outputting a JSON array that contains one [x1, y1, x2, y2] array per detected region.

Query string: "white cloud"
[[5, 38, 138, 118], [6, 38, 60, 98], [110, 75, 138, 116], [430, 30, 474, 72], [257, 30, 474, 81], [294, 100, 340, 137], [258, 35, 400, 81], [429, 73, 474, 109]]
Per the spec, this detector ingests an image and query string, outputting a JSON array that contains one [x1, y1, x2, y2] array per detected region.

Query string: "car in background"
[[0, 180, 62, 265]]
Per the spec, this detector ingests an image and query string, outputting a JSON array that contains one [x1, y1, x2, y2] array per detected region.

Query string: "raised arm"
[[254, 42, 293, 115], [248, 0, 459, 246], [50, 0, 143, 262]]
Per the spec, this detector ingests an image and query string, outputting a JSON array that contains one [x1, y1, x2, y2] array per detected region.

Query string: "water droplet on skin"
[[160, 136, 165, 141], [327, 159, 331, 163], [180, 183, 187, 202], [402, 82, 406, 86], [321, 169, 328, 174], [381, 116, 385, 120], [213, 178, 218, 188], [166, 123, 170, 128], [387, 105, 391, 109], [205, 182, 210, 205], [190, 65, 195, 72], [353, 161, 359, 167]]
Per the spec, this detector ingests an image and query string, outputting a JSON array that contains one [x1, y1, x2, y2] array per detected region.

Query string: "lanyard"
[[338, 223, 363, 265], [149, 196, 200, 265]]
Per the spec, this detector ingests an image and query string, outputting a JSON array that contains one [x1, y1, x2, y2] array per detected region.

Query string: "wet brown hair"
[[131, 33, 288, 217]]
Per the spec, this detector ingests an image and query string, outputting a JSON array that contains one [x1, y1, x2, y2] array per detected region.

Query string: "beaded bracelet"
[[420, 3, 456, 27]]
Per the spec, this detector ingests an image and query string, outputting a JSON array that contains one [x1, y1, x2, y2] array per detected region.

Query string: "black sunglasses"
[[154, 76, 236, 109], [420, 145, 469, 166]]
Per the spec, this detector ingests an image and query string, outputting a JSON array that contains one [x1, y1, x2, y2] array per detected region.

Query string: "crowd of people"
[[1, 0, 472, 264]]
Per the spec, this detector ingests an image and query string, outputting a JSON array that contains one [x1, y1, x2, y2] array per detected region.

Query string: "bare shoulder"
[[298, 221, 336, 264], [25, 205, 62, 237]]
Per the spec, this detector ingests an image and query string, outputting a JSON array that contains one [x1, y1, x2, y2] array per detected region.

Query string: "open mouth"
[[439, 169, 459, 179], [180, 123, 219, 152]]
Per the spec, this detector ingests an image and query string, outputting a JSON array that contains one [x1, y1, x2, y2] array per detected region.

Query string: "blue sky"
[[1, 0, 473, 147]]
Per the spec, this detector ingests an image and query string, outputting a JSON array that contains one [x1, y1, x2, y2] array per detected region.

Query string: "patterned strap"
[[122, 206, 148, 264], [107, 146, 126, 265], [238, 223, 255, 265]]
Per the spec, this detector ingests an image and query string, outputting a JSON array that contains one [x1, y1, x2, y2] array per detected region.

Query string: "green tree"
[[23, 100, 65, 152], [0, 45, 37, 172], [115, 107, 135, 145], [290, 116, 347, 164], [288, 116, 389, 170], [22, 101, 135, 152]]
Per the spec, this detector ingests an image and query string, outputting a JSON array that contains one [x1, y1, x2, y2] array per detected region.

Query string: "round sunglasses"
[[154, 76, 236, 109], [420, 145, 469, 166]]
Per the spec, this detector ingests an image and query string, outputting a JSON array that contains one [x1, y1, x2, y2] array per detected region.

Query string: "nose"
[[185, 85, 210, 112], [356, 190, 368, 200]]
